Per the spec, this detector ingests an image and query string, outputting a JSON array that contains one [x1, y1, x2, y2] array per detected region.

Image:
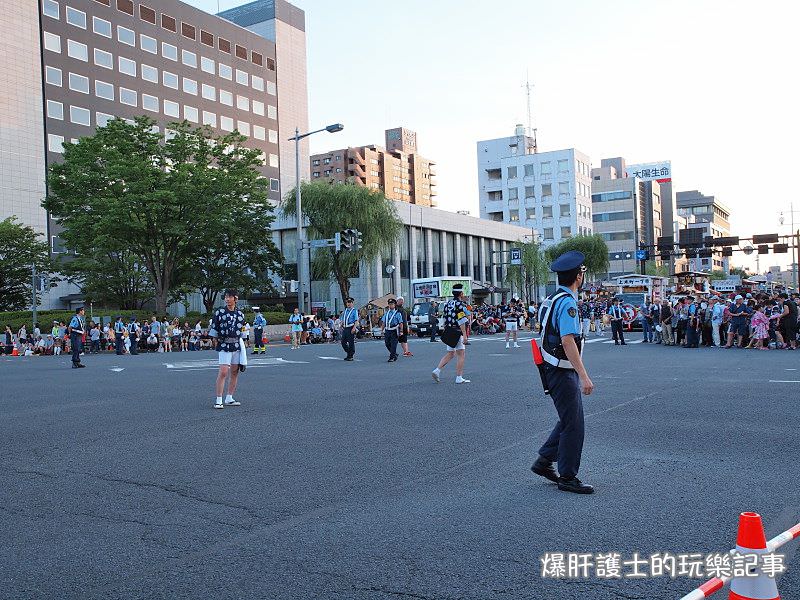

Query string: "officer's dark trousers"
[[70, 333, 83, 364], [341, 328, 355, 358], [429, 323, 438, 342], [539, 365, 584, 480], [384, 330, 398, 359], [130, 337, 138, 355], [253, 328, 263, 351], [115, 333, 124, 355], [611, 320, 625, 343]]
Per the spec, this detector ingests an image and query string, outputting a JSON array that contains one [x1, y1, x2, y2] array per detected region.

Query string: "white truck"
[[613, 275, 670, 328], [409, 277, 472, 337]]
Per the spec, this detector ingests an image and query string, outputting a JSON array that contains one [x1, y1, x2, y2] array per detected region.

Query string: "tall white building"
[[477, 126, 593, 246]]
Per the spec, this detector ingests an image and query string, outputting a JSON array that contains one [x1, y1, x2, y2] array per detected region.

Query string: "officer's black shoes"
[[557, 477, 594, 494], [531, 457, 559, 483], [71, 363, 85, 368], [344, 357, 354, 361]]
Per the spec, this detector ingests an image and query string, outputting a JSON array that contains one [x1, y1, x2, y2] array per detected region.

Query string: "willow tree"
[[505, 240, 551, 302], [282, 181, 403, 301], [545, 234, 610, 279]]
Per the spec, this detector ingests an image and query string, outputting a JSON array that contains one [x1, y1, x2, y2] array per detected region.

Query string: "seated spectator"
[[146, 333, 159, 352]]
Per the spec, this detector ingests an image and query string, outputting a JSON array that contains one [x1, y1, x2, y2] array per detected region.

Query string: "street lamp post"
[[779, 202, 799, 290], [288, 123, 344, 314]]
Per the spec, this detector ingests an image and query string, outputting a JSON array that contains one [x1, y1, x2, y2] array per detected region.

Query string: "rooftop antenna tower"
[[522, 71, 538, 154]]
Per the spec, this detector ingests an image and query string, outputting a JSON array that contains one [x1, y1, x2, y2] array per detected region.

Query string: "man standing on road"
[[608, 298, 627, 345], [69, 307, 86, 369], [381, 298, 403, 362], [128, 316, 140, 355], [210, 289, 246, 409], [428, 301, 439, 342], [504, 298, 521, 349], [660, 299, 674, 345], [724, 295, 751, 349], [432, 283, 470, 384], [252, 307, 267, 355], [340, 297, 358, 361], [113, 316, 125, 356], [578, 299, 591, 340], [531, 251, 594, 494], [396, 297, 413, 357]]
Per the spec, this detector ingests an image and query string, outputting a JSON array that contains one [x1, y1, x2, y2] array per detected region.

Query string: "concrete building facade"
[[591, 157, 664, 277], [675, 190, 732, 272], [309, 127, 437, 207], [477, 126, 592, 247]]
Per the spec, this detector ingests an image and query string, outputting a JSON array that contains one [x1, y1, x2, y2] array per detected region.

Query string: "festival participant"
[[210, 289, 246, 410]]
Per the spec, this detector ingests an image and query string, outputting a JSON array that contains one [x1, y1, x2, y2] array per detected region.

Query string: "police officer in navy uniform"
[[69, 306, 86, 368], [381, 298, 403, 362], [340, 297, 358, 361], [531, 251, 595, 494], [252, 307, 267, 354], [128, 315, 139, 355], [114, 315, 125, 355]]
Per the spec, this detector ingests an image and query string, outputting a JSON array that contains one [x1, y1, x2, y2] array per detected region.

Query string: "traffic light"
[[353, 229, 363, 250], [339, 229, 353, 251]]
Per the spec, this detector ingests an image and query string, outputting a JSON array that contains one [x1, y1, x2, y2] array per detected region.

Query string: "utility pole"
[[31, 263, 37, 331]]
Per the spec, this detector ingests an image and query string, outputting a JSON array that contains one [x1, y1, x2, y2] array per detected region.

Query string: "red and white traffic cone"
[[729, 512, 780, 600]]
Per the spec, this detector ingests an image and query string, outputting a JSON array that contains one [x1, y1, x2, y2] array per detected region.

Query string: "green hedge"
[[0, 309, 293, 332]]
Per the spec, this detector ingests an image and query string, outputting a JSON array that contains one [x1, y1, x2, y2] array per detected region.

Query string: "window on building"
[[68, 40, 88, 61], [96, 112, 113, 127], [181, 22, 196, 40], [200, 30, 214, 47], [202, 111, 216, 127], [543, 228, 554, 240], [507, 166, 517, 179], [219, 89, 233, 106], [558, 182, 569, 195], [269, 154, 279, 168], [266, 80, 276, 96], [66, 7, 86, 28], [46, 100, 63, 120], [43, 0, 59, 19], [140, 34, 157, 54], [561, 226, 572, 238], [118, 56, 136, 76], [524, 163, 535, 177], [117, 26, 135, 46], [92, 48, 112, 69], [237, 121, 249, 136], [251, 75, 264, 92], [162, 42, 177, 61], [218, 37, 231, 53], [45, 66, 62, 86], [508, 188, 518, 201], [252, 100, 264, 116], [269, 130, 278, 144], [139, 4, 156, 23], [201, 83, 215, 101], [267, 105, 277, 119], [183, 78, 197, 95], [542, 183, 552, 197], [526, 207, 536, 220], [600, 231, 635, 241], [68, 72, 89, 93], [524, 186, 535, 199], [509, 210, 519, 222], [44, 31, 61, 54], [560, 204, 571, 217], [219, 63, 232, 80], [119, 87, 137, 106], [592, 211, 634, 222], [253, 125, 266, 141], [161, 13, 176, 32], [541, 162, 551, 175], [182, 50, 197, 68], [142, 94, 158, 112], [557, 159, 568, 172], [220, 116, 233, 132], [163, 99, 179, 117], [542, 205, 553, 218], [252, 51, 263, 66], [116, 0, 133, 15], [48, 134, 65, 153], [184, 105, 198, 123], [70, 105, 90, 126], [94, 80, 114, 100], [162, 71, 178, 89], [201, 56, 215, 74], [267, 58, 275, 71], [93, 16, 111, 37], [236, 95, 249, 111], [140, 63, 158, 83]]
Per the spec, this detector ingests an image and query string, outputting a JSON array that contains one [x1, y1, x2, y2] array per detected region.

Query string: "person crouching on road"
[[381, 298, 403, 362], [431, 284, 470, 384], [210, 289, 246, 409]]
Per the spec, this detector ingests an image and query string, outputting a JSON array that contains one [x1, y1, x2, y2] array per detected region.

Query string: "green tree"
[[505, 240, 550, 301], [0, 217, 56, 311], [708, 269, 728, 280], [282, 181, 403, 301], [645, 261, 670, 277], [45, 116, 279, 314], [730, 266, 750, 278], [544, 234, 610, 278], [63, 247, 154, 310]]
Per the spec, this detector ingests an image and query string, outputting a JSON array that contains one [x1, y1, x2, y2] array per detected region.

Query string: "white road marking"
[[768, 380, 800, 383], [628, 340, 643, 344], [585, 338, 606, 343], [603, 340, 617, 344], [787, 368, 798, 371], [165, 357, 308, 370], [318, 356, 342, 360], [110, 367, 125, 372]]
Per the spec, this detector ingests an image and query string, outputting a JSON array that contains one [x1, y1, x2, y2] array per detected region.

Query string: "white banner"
[[626, 161, 671, 182]]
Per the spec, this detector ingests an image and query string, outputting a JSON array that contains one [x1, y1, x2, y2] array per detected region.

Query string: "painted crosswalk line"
[[165, 357, 309, 370]]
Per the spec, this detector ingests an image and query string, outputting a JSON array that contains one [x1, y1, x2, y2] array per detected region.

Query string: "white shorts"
[[218, 350, 241, 366], [446, 339, 466, 352], [505, 321, 518, 331]]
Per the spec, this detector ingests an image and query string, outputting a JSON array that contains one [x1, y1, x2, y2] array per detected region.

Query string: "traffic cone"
[[11, 347, 19, 356], [729, 512, 780, 600]]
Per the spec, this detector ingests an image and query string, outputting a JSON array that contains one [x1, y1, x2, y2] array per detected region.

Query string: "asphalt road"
[[2, 332, 799, 599]]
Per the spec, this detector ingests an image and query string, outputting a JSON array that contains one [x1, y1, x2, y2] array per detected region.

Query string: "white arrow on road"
[[110, 367, 125, 372]]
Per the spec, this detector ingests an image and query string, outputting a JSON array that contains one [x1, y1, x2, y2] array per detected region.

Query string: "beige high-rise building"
[[310, 127, 437, 207]]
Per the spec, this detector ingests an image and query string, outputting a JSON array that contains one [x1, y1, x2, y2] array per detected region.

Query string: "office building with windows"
[[310, 127, 437, 207], [676, 189, 732, 273], [269, 200, 534, 311], [477, 126, 593, 246], [591, 157, 664, 278], [1, 0, 307, 308]]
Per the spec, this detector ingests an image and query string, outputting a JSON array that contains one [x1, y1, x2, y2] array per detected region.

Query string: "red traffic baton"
[[530, 339, 550, 395]]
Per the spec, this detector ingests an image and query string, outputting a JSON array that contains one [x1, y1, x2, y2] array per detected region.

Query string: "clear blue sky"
[[186, 0, 800, 272]]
